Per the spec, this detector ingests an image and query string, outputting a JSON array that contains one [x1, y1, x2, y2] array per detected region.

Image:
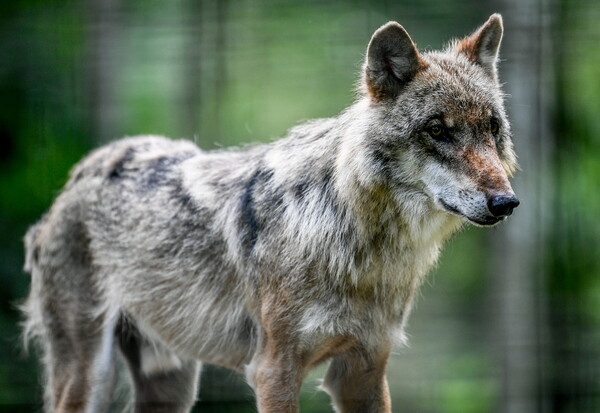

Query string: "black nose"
[[487, 195, 520, 218]]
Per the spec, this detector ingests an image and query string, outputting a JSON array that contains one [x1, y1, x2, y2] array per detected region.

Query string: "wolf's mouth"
[[468, 216, 504, 227], [439, 199, 461, 215], [439, 199, 503, 227]]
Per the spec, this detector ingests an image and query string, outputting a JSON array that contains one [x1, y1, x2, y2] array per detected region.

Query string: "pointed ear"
[[363, 22, 427, 100], [456, 14, 504, 81]]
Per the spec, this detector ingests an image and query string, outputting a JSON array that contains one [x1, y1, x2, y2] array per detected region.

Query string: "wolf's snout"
[[487, 194, 520, 218]]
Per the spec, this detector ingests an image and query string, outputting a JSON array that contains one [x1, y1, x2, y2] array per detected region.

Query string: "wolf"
[[22, 13, 518, 413]]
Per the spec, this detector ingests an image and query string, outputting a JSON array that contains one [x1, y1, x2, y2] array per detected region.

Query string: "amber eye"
[[428, 124, 444, 139], [490, 118, 500, 135]]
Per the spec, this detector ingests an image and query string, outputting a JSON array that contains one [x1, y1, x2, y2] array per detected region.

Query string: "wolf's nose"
[[487, 195, 520, 218]]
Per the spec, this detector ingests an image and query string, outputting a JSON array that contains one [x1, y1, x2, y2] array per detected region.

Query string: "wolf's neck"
[[324, 101, 464, 288], [245, 102, 462, 288]]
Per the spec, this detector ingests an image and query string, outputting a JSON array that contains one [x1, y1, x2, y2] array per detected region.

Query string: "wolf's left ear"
[[456, 14, 504, 81], [364, 22, 427, 100]]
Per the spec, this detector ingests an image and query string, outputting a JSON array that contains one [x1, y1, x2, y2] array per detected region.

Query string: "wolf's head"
[[358, 14, 519, 227]]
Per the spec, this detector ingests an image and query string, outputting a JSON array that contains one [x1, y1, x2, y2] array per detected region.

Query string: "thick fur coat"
[[23, 14, 518, 413]]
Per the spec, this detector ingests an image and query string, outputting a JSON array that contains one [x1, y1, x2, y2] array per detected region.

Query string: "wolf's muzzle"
[[487, 194, 520, 218]]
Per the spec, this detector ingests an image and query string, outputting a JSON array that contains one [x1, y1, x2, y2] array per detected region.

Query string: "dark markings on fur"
[[371, 145, 395, 180], [319, 165, 333, 190], [319, 165, 356, 254], [239, 167, 274, 254], [116, 314, 142, 370], [170, 182, 200, 215], [143, 156, 177, 190], [422, 144, 445, 162], [313, 165, 343, 223], [238, 315, 257, 345], [240, 169, 262, 254], [108, 148, 135, 180], [32, 245, 40, 265], [294, 180, 309, 202], [415, 132, 460, 169], [320, 166, 336, 210], [142, 152, 196, 192]]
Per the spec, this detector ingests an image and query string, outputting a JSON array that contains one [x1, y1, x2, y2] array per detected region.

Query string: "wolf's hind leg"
[[117, 320, 201, 413], [23, 221, 118, 412], [37, 308, 118, 413]]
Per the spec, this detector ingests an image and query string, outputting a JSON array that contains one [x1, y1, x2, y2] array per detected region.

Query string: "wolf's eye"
[[428, 125, 445, 139], [490, 119, 500, 136]]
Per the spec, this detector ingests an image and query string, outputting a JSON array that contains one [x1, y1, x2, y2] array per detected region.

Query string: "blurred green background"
[[0, 0, 599, 412]]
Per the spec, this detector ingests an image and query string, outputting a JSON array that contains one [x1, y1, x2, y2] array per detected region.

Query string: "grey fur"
[[22, 15, 518, 413]]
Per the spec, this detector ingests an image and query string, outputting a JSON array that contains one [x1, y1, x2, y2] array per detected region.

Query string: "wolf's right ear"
[[363, 22, 427, 100]]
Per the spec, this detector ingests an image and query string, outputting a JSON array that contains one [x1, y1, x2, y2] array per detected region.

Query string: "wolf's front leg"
[[246, 348, 302, 413], [322, 344, 393, 413]]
